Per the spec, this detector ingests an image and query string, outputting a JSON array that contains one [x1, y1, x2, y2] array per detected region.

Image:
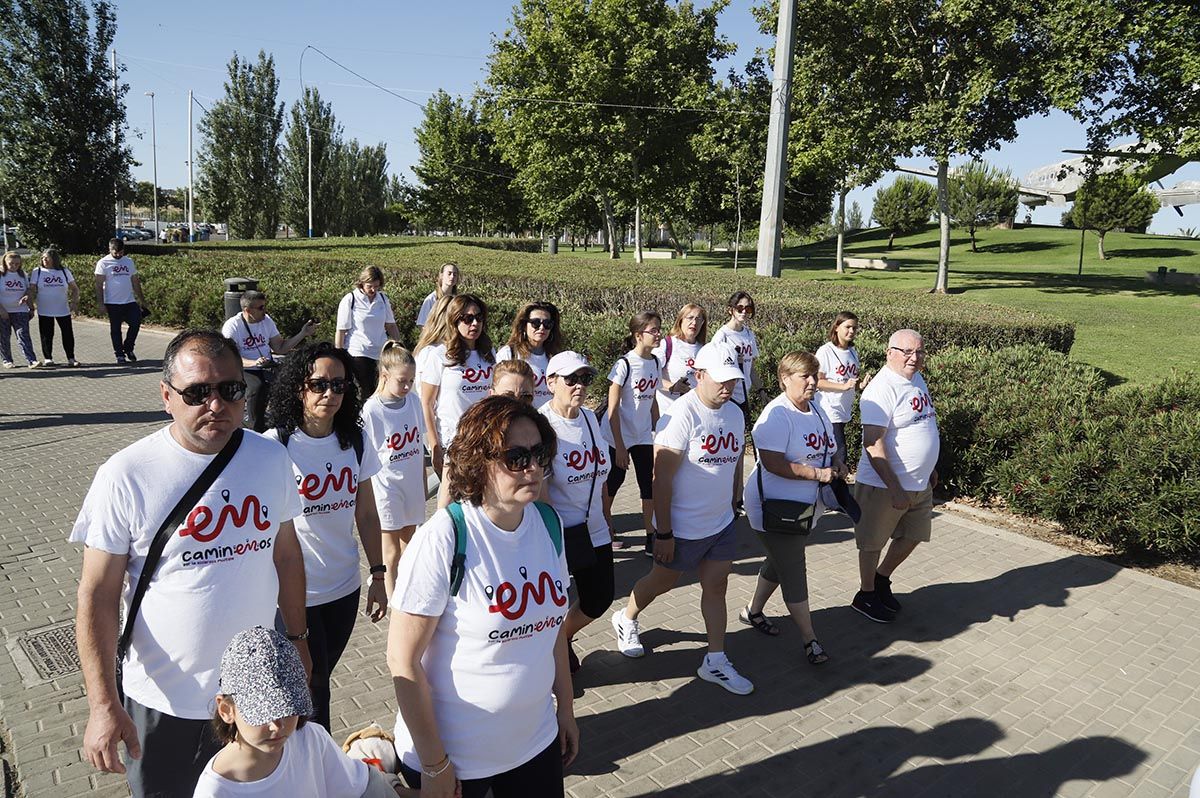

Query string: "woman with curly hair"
[[496, 301, 563, 408], [420, 294, 495, 477], [388, 396, 578, 796], [265, 341, 389, 731]]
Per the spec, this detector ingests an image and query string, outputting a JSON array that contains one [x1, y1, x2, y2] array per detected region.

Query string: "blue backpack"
[[445, 501, 563, 597]]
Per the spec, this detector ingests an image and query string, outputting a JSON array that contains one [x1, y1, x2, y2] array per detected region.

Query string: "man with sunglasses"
[[71, 329, 310, 797], [612, 343, 755, 695], [220, 290, 318, 431], [850, 329, 940, 624]]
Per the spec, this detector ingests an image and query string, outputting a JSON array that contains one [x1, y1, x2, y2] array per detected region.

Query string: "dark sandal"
[[805, 638, 829, 665], [738, 606, 781, 636]]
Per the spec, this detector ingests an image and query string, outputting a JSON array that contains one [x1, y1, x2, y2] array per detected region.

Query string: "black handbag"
[[563, 411, 601, 572], [754, 405, 833, 536]]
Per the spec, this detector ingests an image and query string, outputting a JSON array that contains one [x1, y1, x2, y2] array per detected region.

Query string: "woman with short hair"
[[335, 266, 401, 396], [496, 301, 563, 408]]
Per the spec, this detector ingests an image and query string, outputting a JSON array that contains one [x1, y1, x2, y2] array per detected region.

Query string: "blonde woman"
[[415, 262, 460, 327], [27, 248, 80, 366], [1, 251, 36, 368], [653, 303, 707, 414]]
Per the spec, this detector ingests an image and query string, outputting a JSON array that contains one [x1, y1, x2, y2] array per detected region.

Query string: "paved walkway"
[[2, 319, 1199, 797]]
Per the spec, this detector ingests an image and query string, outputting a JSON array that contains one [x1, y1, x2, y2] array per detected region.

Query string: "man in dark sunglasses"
[[71, 329, 310, 797]]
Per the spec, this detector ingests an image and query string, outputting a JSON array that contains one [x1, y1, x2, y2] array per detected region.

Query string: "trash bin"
[[224, 277, 259, 320], [548, 235, 559, 255]]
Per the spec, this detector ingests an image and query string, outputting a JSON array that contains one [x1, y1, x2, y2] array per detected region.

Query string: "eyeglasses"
[[304, 378, 350, 394], [561, 372, 594, 387], [527, 318, 555, 331], [641, 328, 662, 337], [733, 304, 754, 313], [888, 347, 926, 359], [166, 380, 247, 406], [457, 313, 483, 325], [500, 443, 552, 472], [249, 304, 267, 311]]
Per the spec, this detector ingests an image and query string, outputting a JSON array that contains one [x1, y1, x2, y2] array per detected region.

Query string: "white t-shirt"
[[598, 352, 661, 448], [421, 344, 495, 448], [653, 391, 743, 540], [69, 428, 301, 719], [392, 502, 568, 780], [855, 367, 940, 491], [540, 405, 611, 546], [335, 289, 396, 360], [94, 255, 137, 304], [496, 345, 552, 408], [744, 394, 836, 531], [814, 342, 861, 423], [415, 291, 437, 326], [193, 722, 368, 797], [710, 325, 759, 404], [264, 429, 384, 606], [0, 271, 27, 313], [361, 394, 426, 529], [652, 336, 702, 414], [220, 314, 281, 363], [30, 267, 75, 317]]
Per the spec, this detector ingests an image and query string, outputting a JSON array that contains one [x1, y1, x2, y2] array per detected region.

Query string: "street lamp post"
[[145, 91, 159, 241]]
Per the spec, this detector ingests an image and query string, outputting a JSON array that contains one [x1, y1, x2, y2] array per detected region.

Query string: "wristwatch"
[[654, 530, 675, 540], [369, 564, 387, 575], [286, 629, 309, 641]]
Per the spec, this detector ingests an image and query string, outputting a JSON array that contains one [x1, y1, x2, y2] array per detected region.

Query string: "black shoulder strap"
[[116, 428, 244, 665], [276, 426, 291, 450], [353, 428, 364, 466], [619, 355, 631, 385]]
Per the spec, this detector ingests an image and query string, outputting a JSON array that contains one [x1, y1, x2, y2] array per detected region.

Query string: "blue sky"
[[114, 0, 1198, 233]]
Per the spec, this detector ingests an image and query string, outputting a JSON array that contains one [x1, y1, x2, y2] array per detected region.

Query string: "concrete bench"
[[844, 257, 898, 271], [641, 250, 676, 259]]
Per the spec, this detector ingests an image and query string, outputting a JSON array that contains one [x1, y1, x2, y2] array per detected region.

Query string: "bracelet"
[[286, 629, 309, 641], [654, 530, 674, 540], [369, 564, 387, 575], [421, 754, 451, 779]]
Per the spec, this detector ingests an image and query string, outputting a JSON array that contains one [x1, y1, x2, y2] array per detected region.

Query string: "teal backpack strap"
[[446, 502, 468, 597], [533, 501, 563, 556]]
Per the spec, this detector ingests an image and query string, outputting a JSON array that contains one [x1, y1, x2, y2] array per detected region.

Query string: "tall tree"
[[1072, 172, 1159, 260], [280, 87, 343, 237], [487, 0, 732, 259], [196, 51, 284, 239], [334, 140, 390, 236], [948, 161, 1019, 252], [0, 0, 132, 251], [872, 176, 936, 248]]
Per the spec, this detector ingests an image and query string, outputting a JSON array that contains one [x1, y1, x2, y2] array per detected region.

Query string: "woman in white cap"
[[539, 351, 613, 674]]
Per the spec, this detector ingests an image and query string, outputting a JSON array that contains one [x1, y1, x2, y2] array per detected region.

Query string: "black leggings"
[[573, 543, 615, 619], [605, 444, 653, 501], [37, 315, 75, 360], [306, 587, 361, 731], [350, 356, 378, 402], [399, 738, 563, 798]]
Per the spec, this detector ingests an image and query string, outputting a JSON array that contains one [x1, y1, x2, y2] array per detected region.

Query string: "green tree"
[[948, 161, 1019, 252], [196, 51, 284, 239], [0, 0, 132, 251], [872, 176, 936, 248], [280, 87, 343, 236], [487, 0, 731, 259], [846, 201, 863, 232], [1073, 173, 1160, 260], [334, 140, 390, 236]]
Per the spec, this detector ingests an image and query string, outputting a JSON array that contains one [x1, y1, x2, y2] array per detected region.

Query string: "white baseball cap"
[[693, 343, 743, 383], [545, 351, 598, 377]]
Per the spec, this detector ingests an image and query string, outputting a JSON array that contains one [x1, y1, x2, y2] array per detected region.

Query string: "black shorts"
[[606, 444, 653, 501]]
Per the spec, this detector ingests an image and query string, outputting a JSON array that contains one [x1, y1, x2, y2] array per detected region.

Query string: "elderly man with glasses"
[[850, 329, 940, 624]]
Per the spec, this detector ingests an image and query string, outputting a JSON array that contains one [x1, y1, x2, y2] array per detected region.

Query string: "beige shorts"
[[853, 482, 934, 551]]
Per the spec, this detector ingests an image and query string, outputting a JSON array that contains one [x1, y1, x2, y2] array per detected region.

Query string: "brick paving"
[[2, 318, 1199, 796]]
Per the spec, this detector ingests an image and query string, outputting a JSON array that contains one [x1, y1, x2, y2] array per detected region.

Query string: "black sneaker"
[[852, 591, 897, 624], [124, 349, 138, 363], [115, 355, 127, 364], [875, 573, 902, 613], [568, 639, 581, 674]]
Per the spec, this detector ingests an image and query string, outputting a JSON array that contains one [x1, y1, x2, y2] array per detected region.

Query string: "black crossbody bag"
[[562, 412, 600, 572], [115, 429, 244, 702], [755, 408, 832, 536]]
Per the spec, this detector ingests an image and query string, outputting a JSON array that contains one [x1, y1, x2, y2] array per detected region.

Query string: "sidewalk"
[[1, 318, 1198, 796]]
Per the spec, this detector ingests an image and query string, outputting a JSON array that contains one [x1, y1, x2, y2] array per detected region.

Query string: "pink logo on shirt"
[[178, 490, 271, 543], [565, 446, 607, 471], [462, 366, 493, 384], [700, 430, 741, 455], [241, 334, 266, 349], [111, 264, 131, 275], [911, 392, 934, 413], [297, 462, 358, 500], [805, 431, 836, 451], [486, 566, 568, 620], [835, 363, 859, 377]]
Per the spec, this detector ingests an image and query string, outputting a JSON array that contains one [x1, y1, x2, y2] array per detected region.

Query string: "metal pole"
[[1077, 202, 1086, 276], [307, 126, 314, 238], [188, 89, 194, 243], [146, 92, 158, 241], [112, 49, 120, 237], [754, 0, 797, 278]]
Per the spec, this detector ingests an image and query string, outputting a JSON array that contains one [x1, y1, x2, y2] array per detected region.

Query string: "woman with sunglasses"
[[539, 352, 612, 675], [265, 341, 388, 731], [496, 301, 563, 408], [388, 396, 578, 797], [653, 303, 707, 414], [600, 310, 663, 555], [710, 291, 763, 512], [421, 294, 495, 479]]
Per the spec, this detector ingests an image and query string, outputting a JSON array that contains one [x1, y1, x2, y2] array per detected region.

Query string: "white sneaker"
[[697, 654, 754, 695], [41, 359, 55, 366], [66, 359, 80, 367], [27, 360, 40, 368], [611, 609, 644, 658], [2, 361, 13, 369]]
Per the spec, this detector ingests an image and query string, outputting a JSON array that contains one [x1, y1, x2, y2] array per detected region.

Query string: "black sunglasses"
[[166, 380, 247, 406], [457, 313, 483, 325], [561, 372, 594, 387], [500, 443, 552, 472], [304, 378, 350, 395], [527, 318, 555, 330]]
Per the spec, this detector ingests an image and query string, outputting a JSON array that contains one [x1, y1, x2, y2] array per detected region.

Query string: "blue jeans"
[[1, 311, 35, 364], [105, 302, 141, 359]]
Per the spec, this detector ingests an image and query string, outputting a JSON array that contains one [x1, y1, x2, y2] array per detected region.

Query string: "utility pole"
[[146, 92, 159, 240], [754, 0, 796, 278], [188, 90, 194, 243], [112, 49, 120, 237], [307, 125, 314, 238]]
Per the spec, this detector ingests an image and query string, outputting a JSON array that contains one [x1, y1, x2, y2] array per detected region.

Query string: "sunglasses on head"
[[458, 313, 483, 325], [500, 443, 553, 472], [166, 380, 247, 406], [304, 378, 350, 394], [527, 318, 554, 330], [561, 372, 594, 387]]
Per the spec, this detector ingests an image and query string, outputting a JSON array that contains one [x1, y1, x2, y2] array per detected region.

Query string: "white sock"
[[705, 651, 726, 665]]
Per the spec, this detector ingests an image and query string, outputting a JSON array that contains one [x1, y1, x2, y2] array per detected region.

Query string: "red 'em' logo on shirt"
[[911, 392, 934, 413], [700, 430, 740, 455], [297, 463, 358, 500], [487, 566, 568, 620], [386, 427, 420, 450], [178, 490, 271, 543], [565, 446, 607, 471], [462, 366, 493, 384]]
